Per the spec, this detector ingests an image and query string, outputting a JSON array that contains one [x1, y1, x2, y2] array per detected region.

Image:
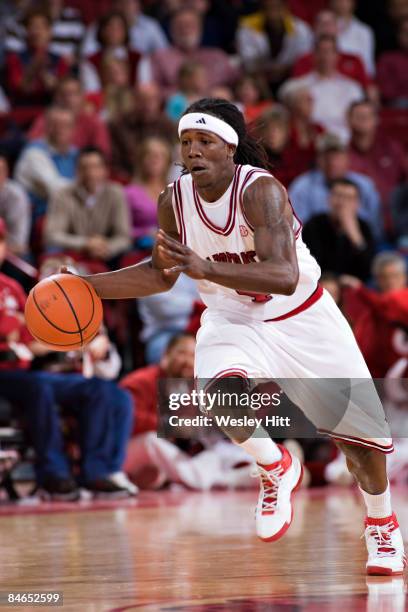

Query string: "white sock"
[[237, 428, 282, 465], [360, 482, 393, 518]]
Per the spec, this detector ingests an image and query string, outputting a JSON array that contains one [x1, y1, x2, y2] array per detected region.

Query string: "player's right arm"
[[79, 187, 181, 299]]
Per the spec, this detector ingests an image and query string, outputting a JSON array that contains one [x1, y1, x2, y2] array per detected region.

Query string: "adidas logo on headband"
[[178, 112, 239, 145]]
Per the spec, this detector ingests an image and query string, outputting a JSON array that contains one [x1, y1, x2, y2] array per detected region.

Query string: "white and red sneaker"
[[253, 444, 303, 542], [364, 513, 407, 576]]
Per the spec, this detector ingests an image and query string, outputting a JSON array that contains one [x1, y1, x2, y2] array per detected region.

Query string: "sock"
[[360, 482, 392, 519], [237, 428, 282, 465]]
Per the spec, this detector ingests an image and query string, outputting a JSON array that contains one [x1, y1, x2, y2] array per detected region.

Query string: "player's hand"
[[156, 230, 211, 280]]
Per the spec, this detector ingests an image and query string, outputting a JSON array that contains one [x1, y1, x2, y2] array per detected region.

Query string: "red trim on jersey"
[[238, 169, 303, 239], [173, 178, 186, 244], [238, 168, 271, 232], [193, 165, 241, 236], [215, 367, 248, 379], [318, 429, 394, 454], [264, 285, 323, 323]]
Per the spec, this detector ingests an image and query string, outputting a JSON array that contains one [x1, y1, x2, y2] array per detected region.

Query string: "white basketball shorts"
[[195, 289, 393, 454]]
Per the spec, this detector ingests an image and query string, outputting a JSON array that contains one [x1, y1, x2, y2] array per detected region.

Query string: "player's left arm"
[[156, 176, 299, 296]]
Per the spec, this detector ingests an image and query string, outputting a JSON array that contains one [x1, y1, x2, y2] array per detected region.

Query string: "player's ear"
[[227, 143, 236, 160]]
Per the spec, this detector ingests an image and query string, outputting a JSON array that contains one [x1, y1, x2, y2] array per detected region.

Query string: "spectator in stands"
[[377, 17, 408, 107], [341, 252, 408, 377], [81, 11, 142, 93], [110, 83, 176, 180], [347, 100, 406, 231], [303, 178, 375, 281], [138, 274, 201, 364], [236, 0, 313, 87], [125, 137, 172, 251], [98, 56, 135, 123], [121, 333, 254, 490], [149, 0, 239, 53], [4, 0, 84, 59], [234, 73, 273, 124], [14, 106, 78, 220], [45, 147, 131, 264], [278, 84, 323, 177], [255, 105, 294, 187], [0, 156, 30, 256], [280, 35, 364, 141], [143, 8, 239, 97], [82, 0, 168, 56], [4, 10, 70, 108], [289, 133, 382, 238], [28, 76, 111, 159], [330, 0, 376, 77], [165, 61, 209, 122], [0, 223, 136, 499], [391, 180, 408, 249], [292, 10, 371, 92]]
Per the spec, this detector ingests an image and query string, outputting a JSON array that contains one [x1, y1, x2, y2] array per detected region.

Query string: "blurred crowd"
[[1, 0, 408, 500]]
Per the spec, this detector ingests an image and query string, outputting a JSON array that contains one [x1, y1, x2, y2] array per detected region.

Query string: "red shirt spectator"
[[347, 100, 406, 229], [5, 11, 69, 108], [343, 252, 408, 377], [377, 17, 408, 107], [28, 76, 111, 159], [120, 334, 196, 435], [292, 51, 370, 89]]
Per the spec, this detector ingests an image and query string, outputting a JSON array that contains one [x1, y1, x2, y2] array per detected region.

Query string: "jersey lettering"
[[207, 250, 272, 303]]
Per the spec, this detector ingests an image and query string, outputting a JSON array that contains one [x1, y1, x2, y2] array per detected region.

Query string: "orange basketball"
[[24, 274, 103, 352]]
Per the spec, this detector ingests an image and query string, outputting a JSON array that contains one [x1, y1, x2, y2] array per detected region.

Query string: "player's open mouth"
[[191, 165, 207, 175]]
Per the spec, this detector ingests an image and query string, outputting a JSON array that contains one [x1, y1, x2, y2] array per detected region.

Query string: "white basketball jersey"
[[172, 164, 321, 321]]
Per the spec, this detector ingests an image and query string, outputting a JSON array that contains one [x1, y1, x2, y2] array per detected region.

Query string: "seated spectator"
[[4, 0, 85, 59], [330, 0, 375, 77], [82, 0, 168, 56], [165, 61, 209, 122], [255, 105, 295, 187], [149, 0, 239, 53], [138, 274, 201, 364], [28, 77, 111, 159], [110, 82, 177, 180], [14, 107, 78, 220], [279, 83, 323, 176], [0, 156, 30, 256], [347, 100, 406, 232], [121, 334, 254, 490], [81, 11, 142, 93], [391, 180, 408, 249], [236, 0, 313, 87], [234, 74, 273, 124], [45, 147, 131, 265], [98, 56, 135, 123], [377, 17, 408, 107], [341, 252, 408, 377], [125, 137, 172, 250], [4, 10, 70, 108], [292, 10, 371, 91], [303, 178, 375, 281], [289, 133, 381, 238], [142, 8, 239, 97], [280, 35, 364, 141], [0, 227, 135, 499]]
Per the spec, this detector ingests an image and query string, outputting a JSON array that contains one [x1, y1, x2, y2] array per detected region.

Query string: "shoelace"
[[252, 465, 283, 512], [363, 521, 397, 557]]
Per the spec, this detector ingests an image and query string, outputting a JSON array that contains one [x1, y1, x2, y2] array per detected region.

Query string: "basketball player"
[[76, 99, 405, 575]]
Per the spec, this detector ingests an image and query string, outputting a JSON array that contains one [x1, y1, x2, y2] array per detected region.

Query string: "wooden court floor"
[[0, 486, 406, 611]]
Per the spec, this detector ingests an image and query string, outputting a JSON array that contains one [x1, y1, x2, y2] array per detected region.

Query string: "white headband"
[[178, 112, 239, 146]]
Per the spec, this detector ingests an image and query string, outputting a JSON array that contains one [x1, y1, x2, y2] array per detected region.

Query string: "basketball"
[[24, 274, 103, 352]]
